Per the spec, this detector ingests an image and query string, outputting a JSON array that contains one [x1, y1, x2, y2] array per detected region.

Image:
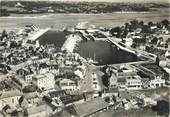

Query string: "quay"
[[27, 27, 50, 41], [61, 34, 82, 52]]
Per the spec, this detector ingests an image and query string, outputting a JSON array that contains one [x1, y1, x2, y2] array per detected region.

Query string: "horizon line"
[[1, 0, 169, 3]]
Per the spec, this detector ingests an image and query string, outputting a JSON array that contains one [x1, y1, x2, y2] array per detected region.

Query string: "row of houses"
[[108, 65, 166, 90]]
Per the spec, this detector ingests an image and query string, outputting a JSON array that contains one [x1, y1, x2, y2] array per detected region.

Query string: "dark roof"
[[39, 63, 49, 68], [0, 90, 22, 99], [24, 104, 46, 116], [74, 98, 109, 117], [60, 95, 84, 105], [48, 90, 66, 98], [61, 105, 78, 117], [105, 88, 118, 93], [16, 68, 33, 76], [117, 78, 126, 83]]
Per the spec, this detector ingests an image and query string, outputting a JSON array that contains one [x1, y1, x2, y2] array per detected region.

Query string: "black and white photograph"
[[0, 0, 169, 116]]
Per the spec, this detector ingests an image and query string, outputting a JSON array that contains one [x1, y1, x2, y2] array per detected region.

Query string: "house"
[[117, 77, 126, 90], [103, 88, 119, 97], [24, 92, 40, 106], [74, 68, 84, 79], [126, 75, 142, 90], [59, 66, 74, 75], [32, 73, 55, 90], [38, 63, 50, 74], [25, 74, 34, 83], [149, 76, 165, 88], [109, 65, 142, 90], [16, 68, 34, 83], [49, 65, 59, 75], [48, 90, 67, 100], [59, 94, 84, 106], [59, 78, 80, 92], [141, 78, 150, 89], [109, 73, 118, 88], [0, 90, 22, 110]]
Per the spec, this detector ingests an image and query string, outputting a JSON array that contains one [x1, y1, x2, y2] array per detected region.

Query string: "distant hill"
[[1, 0, 169, 3]]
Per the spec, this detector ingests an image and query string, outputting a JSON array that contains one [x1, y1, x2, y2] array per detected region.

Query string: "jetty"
[[61, 34, 82, 52], [27, 28, 50, 41]]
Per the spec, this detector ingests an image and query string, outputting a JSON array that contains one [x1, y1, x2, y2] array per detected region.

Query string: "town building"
[[59, 78, 80, 92], [126, 75, 142, 90], [32, 73, 55, 90], [149, 76, 165, 88], [109, 65, 142, 90]]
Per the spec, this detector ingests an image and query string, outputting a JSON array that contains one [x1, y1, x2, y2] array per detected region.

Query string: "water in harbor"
[[38, 30, 71, 48], [38, 31, 139, 65], [75, 40, 139, 65]]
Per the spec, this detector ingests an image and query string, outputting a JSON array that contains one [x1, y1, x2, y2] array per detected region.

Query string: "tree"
[[130, 19, 139, 30], [110, 26, 122, 38], [1, 30, 8, 41], [142, 25, 150, 33], [139, 20, 144, 27], [161, 19, 169, 28], [148, 21, 154, 27]]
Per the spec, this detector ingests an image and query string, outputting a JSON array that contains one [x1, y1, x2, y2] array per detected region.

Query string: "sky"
[[1, 0, 169, 3]]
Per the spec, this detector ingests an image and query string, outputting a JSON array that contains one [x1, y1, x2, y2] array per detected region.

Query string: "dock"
[[61, 34, 82, 52], [27, 28, 50, 41]]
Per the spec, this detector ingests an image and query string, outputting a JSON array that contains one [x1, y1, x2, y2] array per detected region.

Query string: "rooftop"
[[24, 104, 46, 116], [74, 97, 109, 117], [0, 90, 22, 99]]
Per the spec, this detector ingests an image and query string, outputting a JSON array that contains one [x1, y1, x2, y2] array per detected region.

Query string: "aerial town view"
[[0, 0, 170, 117]]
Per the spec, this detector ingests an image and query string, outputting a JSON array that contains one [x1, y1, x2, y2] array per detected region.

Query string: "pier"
[[27, 28, 50, 41], [61, 34, 82, 52]]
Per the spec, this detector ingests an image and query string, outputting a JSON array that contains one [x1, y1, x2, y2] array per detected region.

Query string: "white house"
[[74, 68, 84, 79], [59, 78, 80, 91], [126, 76, 142, 90], [25, 74, 34, 83], [32, 73, 55, 90], [149, 76, 165, 88]]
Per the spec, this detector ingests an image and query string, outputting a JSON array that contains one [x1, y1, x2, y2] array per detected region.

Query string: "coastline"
[[0, 10, 168, 19]]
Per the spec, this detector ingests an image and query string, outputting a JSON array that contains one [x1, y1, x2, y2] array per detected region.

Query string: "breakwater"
[[27, 28, 50, 41], [61, 34, 82, 52]]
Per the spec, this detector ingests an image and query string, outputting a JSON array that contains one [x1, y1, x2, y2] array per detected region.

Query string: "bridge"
[[106, 38, 157, 63]]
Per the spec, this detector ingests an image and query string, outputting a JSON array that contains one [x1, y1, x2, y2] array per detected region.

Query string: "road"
[[80, 63, 104, 93]]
